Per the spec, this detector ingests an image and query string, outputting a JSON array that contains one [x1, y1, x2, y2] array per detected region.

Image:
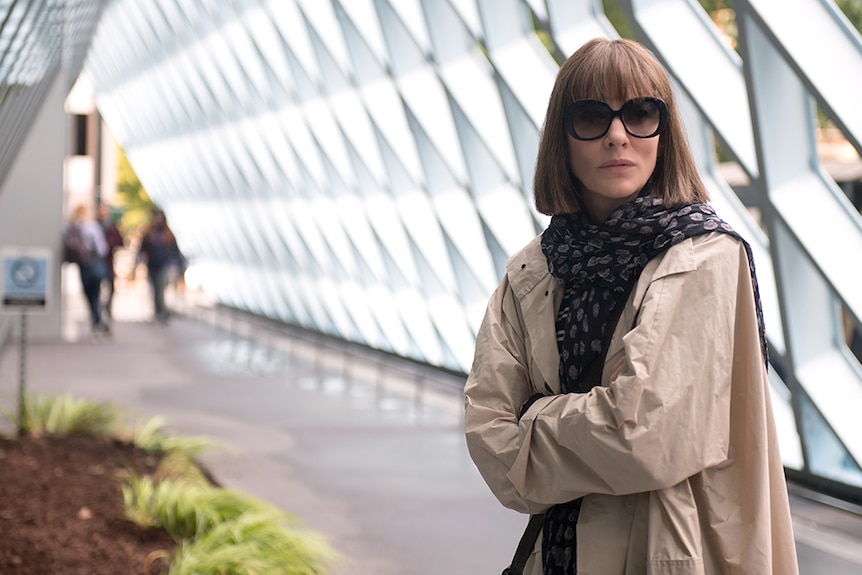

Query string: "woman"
[[137, 208, 184, 323], [97, 201, 125, 318], [464, 38, 798, 574], [67, 204, 110, 339]]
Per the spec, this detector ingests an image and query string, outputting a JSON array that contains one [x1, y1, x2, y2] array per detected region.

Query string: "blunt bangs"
[[563, 42, 670, 105]]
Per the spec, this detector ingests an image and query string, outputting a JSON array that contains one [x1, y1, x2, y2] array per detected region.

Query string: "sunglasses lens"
[[568, 98, 666, 140], [570, 102, 612, 140], [621, 99, 662, 137]]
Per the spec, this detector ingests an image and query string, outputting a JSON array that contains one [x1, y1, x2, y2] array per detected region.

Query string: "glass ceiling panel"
[[155, 0, 188, 37], [242, 6, 293, 97], [335, 0, 387, 66], [175, 50, 216, 117], [397, 191, 456, 293], [335, 194, 384, 280], [241, 117, 280, 185], [295, 0, 350, 75], [191, 39, 233, 116], [0, 3, 28, 80], [448, 0, 482, 37], [162, 58, 200, 126], [174, 0, 204, 30], [207, 25, 250, 107], [267, 0, 319, 87], [278, 104, 326, 191], [302, 98, 353, 187], [137, 1, 172, 50], [360, 78, 423, 185], [328, 90, 385, 186]]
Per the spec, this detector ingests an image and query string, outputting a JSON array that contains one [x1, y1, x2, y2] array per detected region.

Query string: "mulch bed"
[[0, 435, 177, 575]]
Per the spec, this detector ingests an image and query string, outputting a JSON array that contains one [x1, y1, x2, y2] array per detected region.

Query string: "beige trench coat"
[[464, 232, 798, 574]]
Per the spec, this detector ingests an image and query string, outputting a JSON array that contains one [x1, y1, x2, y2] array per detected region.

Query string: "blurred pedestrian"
[[97, 202, 124, 319], [65, 204, 111, 340], [136, 208, 184, 324]]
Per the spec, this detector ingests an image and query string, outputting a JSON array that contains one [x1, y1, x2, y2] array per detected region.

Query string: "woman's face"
[[567, 98, 660, 222]]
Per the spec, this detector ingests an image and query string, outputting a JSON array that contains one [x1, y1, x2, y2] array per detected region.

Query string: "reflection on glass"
[[800, 394, 862, 487]]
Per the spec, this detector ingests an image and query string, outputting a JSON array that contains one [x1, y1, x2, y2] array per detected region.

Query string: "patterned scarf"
[[537, 193, 767, 574]]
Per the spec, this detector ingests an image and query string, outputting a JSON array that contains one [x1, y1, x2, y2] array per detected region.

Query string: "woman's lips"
[[600, 159, 634, 168], [600, 159, 634, 173]]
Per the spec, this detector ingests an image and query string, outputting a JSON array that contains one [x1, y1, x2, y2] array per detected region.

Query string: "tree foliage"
[[835, 0, 862, 33], [115, 145, 155, 235], [602, 0, 634, 39]]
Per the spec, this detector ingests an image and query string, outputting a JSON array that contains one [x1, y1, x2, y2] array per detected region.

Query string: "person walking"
[[464, 38, 798, 574], [136, 208, 184, 324], [66, 204, 111, 340], [97, 201, 124, 319]]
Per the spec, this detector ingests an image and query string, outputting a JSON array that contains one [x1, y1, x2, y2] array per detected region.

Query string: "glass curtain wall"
[[84, 0, 862, 499], [0, 0, 103, 189]]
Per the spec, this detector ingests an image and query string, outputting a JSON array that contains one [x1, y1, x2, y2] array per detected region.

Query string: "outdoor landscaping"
[[0, 393, 337, 574]]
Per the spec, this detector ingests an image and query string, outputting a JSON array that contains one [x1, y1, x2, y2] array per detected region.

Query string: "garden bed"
[[0, 435, 176, 574]]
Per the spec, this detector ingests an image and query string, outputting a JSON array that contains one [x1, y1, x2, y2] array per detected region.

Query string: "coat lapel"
[[506, 237, 563, 394]]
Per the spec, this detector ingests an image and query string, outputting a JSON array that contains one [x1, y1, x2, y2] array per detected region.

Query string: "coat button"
[[521, 263, 526, 269]]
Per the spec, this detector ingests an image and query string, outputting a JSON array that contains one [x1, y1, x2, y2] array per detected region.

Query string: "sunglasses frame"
[[563, 97, 669, 141]]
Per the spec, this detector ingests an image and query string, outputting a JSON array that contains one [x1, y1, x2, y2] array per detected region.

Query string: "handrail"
[[185, 302, 468, 403]]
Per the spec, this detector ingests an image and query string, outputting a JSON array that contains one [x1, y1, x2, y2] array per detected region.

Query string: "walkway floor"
[[1, 277, 861, 574]]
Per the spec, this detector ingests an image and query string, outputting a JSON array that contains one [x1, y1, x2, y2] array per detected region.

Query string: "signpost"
[[1, 247, 51, 435]]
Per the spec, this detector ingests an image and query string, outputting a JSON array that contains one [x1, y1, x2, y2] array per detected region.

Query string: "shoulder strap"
[[503, 512, 545, 575]]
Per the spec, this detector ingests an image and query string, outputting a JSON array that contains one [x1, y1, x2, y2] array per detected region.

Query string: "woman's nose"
[[605, 117, 629, 145]]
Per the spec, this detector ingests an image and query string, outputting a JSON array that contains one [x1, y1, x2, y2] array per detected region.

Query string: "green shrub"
[[122, 475, 338, 574], [122, 474, 295, 538], [15, 393, 119, 437], [127, 415, 221, 458], [168, 511, 336, 575], [153, 450, 211, 485]]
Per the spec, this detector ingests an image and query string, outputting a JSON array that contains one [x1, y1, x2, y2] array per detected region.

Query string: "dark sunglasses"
[[564, 97, 668, 141]]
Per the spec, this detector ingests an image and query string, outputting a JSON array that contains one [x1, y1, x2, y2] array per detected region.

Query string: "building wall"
[[0, 74, 68, 341], [0, 0, 103, 343]]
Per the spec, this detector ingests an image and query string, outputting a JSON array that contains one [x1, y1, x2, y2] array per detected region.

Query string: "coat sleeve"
[[464, 275, 550, 514], [507, 234, 746, 505], [467, 234, 750, 511]]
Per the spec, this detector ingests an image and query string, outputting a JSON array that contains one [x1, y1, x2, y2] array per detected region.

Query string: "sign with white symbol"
[[2, 247, 51, 312]]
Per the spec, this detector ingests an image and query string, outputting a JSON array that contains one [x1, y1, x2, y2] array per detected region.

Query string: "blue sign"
[[2, 248, 50, 311]]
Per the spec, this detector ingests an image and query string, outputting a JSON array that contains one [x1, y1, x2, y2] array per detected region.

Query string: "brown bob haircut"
[[533, 38, 708, 215]]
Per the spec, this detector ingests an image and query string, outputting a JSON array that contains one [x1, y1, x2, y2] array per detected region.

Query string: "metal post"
[[17, 313, 26, 437]]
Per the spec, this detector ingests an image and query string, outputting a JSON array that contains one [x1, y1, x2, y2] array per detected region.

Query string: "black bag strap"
[[504, 279, 637, 575], [502, 512, 546, 575]]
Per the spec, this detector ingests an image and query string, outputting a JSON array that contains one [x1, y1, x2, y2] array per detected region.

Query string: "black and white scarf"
[[537, 193, 767, 574]]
